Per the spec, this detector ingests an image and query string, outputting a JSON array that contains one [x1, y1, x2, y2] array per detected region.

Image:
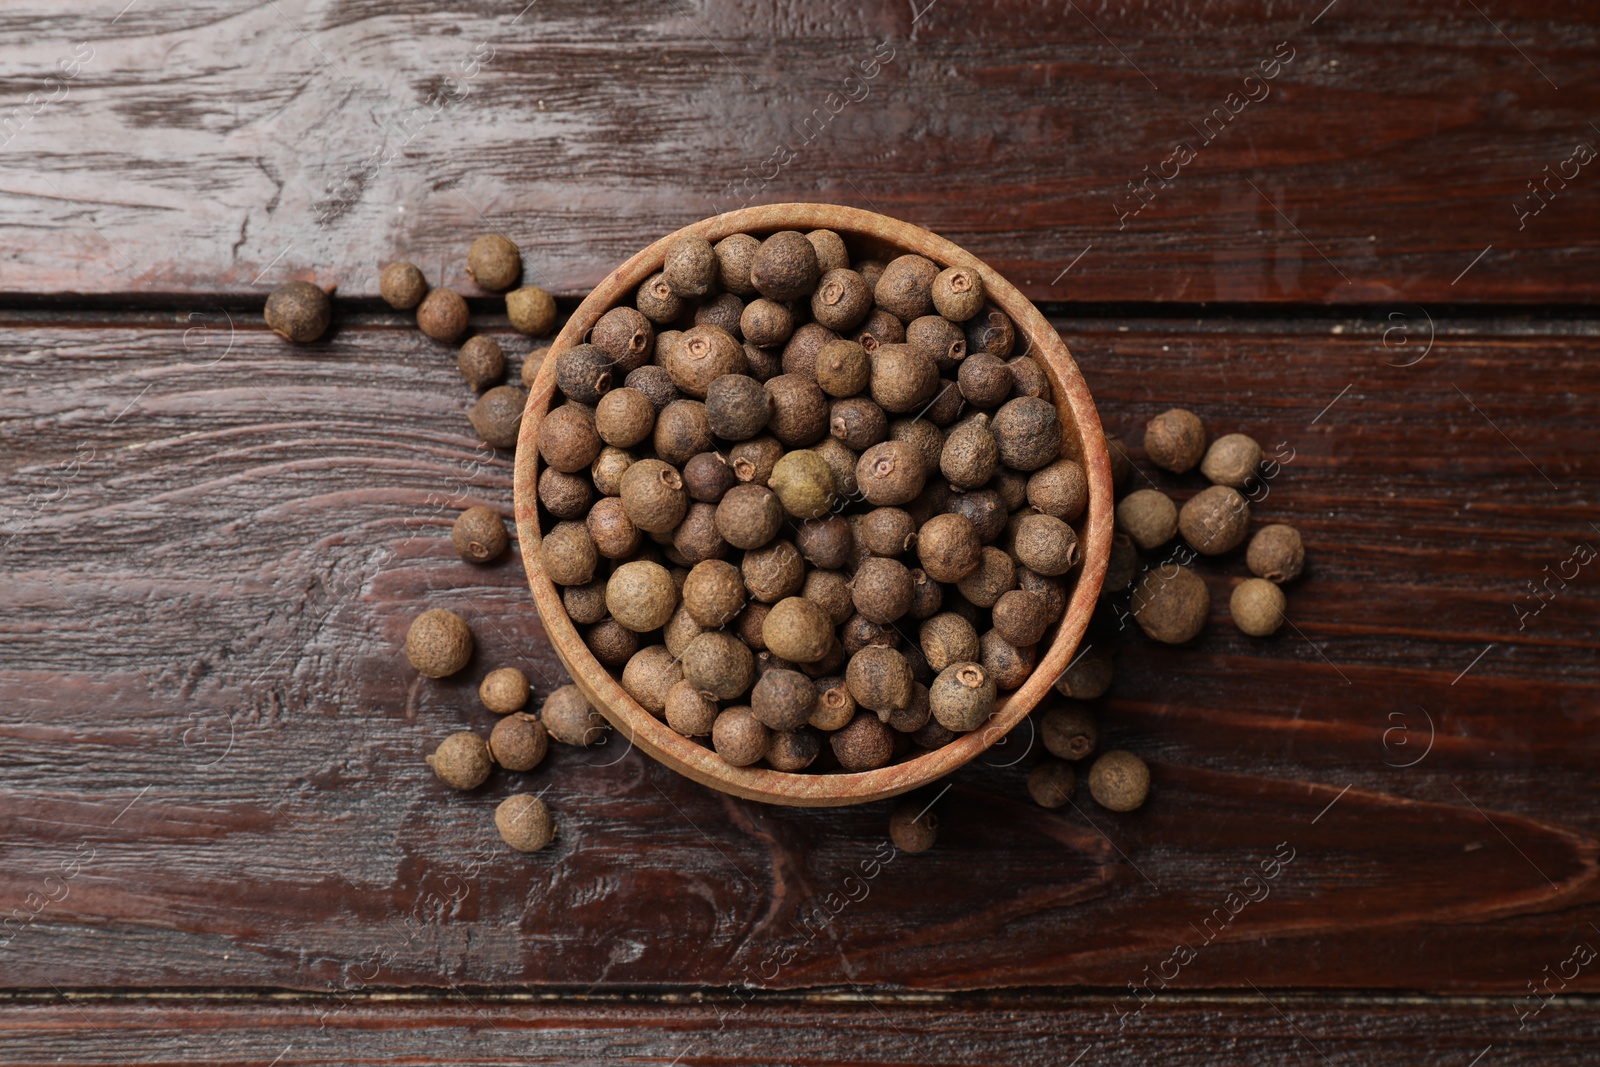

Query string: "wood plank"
[[2, 2, 1599, 302], [1, 312, 1597, 995], [0, 995, 1593, 1065]]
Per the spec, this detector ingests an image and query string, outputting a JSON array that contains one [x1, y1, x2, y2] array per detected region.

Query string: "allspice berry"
[[856, 440, 926, 506], [931, 266, 985, 322], [869, 344, 939, 414], [590, 446, 633, 496], [763, 596, 834, 664], [379, 261, 427, 310], [940, 416, 999, 489], [619, 458, 688, 533], [768, 449, 836, 519], [991, 397, 1062, 472], [588, 619, 641, 667], [683, 630, 755, 700], [1178, 485, 1250, 555], [591, 306, 655, 374], [766, 729, 821, 772], [796, 515, 854, 570], [468, 385, 528, 448], [806, 229, 850, 272], [846, 646, 914, 714], [406, 608, 474, 678], [1201, 433, 1263, 489], [888, 799, 939, 853], [480, 667, 529, 714], [495, 794, 555, 852], [682, 559, 747, 627], [542, 684, 607, 746], [874, 254, 939, 321], [917, 513, 981, 583], [664, 234, 717, 298], [417, 287, 469, 344], [563, 580, 609, 625], [467, 233, 521, 291], [427, 731, 491, 790], [958, 352, 1012, 408], [652, 399, 714, 466], [1053, 645, 1113, 700], [815, 339, 871, 397], [265, 280, 332, 343], [906, 315, 967, 372], [684, 451, 737, 503], [1028, 760, 1076, 809], [1088, 750, 1150, 812], [539, 404, 601, 473], [851, 557, 914, 624], [713, 706, 770, 766], [752, 668, 818, 730], [507, 285, 557, 336], [929, 661, 996, 732], [744, 539, 805, 602], [665, 680, 718, 737], [980, 629, 1034, 691], [1027, 459, 1088, 522], [1132, 565, 1210, 644], [1231, 577, 1287, 637], [539, 521, 597, 586], [1143, 408, 1207, 473], [831, 712, 894, 771], [622, 646, 684, 716], [1247, 524, 1305, 583], [810, 268, 873, 332], [715, 483, 783, 549], [829, 396, 889, 451], [1012, 513, 1079, 577], [956, 546, 1016, 608], [921, 613, 979, 673], [1116, 489, 1179, 552], [1040, 704, 1097, 760], [635, 271, 682, 324], [666, 325, 746, 398], [595, 387, 657, 449], [729, 435, 785, 486], [750, 230, 821, 301], [523, 346, 549, 388], [587, 496, 642, 559], [858, 507, 917, 557], [1103, 532, 1139, 597], [606, 560, 679, 632], [489, 713, 548, 771], [765, 374, 829, 446], [992, 589, 1050, 647], [452, 505, 508, 564], [705, 373, 772, 441], [714, 233, 761, 296], [458, 335, 505, 391], [741, 298, 795, 348], [555, 343, 616, 405]]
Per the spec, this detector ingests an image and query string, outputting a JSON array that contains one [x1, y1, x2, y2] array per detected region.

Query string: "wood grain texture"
[[2, 995, 1596, 1065], [2, 2, 1599, 303], [2, 310, 1596, 997]]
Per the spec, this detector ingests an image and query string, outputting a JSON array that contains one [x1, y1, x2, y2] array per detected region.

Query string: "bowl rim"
[[513, 202, 1113, 807]]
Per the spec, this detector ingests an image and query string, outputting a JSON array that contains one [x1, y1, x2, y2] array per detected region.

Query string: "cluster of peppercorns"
[[534, 227, 1097, 781], [1106, 408, 1307, 642]]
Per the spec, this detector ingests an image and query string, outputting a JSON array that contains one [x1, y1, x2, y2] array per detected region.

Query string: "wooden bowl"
[[514, 204, 1113, 807]]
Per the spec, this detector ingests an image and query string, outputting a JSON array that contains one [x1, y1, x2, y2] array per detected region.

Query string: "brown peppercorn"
[[415, 287, 468, 343], [853, 306, 906, 353], [594, 387, 656, 449], [465, 234, 519, 291], [624, 365, 678, 412], [1040, 704, 1098, 760], [910, 717, 958, 750], [1016, 567, 1067, 622], [622, 646, 684, 716], [1013, 513, 1079, 577], [853, 258, 887, 288], [1200, 433, 1263, 489], [743, 342, 781, 382], [809, 679, 856, 731], [635, 271, 683, 324], [713, 233, 761, 297], [586, 496, 641, 559], [957, 352, 1012, 409], [606, 560, 679, 632], [1088, 750, 1150, 812], [662, 603, 706, 658], [1027, 459, 1088, 522], [855, 507, 913, 558], [806, 229, 850, 272], [1028, 760, 1076, 809], [1144, 408, 1207, 474], [1105, 433, 1133, 489], [664, 680, 718, 737], [965, 304, 1016, 358], [1102, 533, 1139, 598], [979, 629, 1035, 691], [452, 505, 509, 563], [874, 254, 939, 321], [683, 451, 737, 503], [682, 559, 746, 627], [703, 373, 770, 441], [1007, 356, 1052, 401], [924, 380, 965, 426], [957, 546, 1016, 608], [769, 449, 836, 520], [762, 596, 834, 663], [915, 513, 980, 583], [741, 298, 794, 348], [929, 661, 996, 732], [885, 681, 933, 733], [841, 613, 894, 657], [1247, 524, 1305, 583], [991, 396, 1062, 472], [540, 521, 598, 586], [890, 421, 945, 481], [811, 268, 873, 332], [945, 489, 1008, 545], [796, 516, 854, 570], [729, 435, 784, 486], [765, 374, 829, 446], [458, 335, 505, 391], [766, 729, 822, 772], [829, 396, 888, 451], [554, 343, 614, 405], [588, 617, 642, 667], [992, 589, 1051, 647], [888, 799, 939, 852], [1231, 577, 1287, 637], [480, 666, 530, 714], [846, 645, 914, 714], [468, 385, 528, 449], [495, 793, 555, 852], [653, 399, 714, 466], [856, 441, 926, 506], [619, 458, 688, 533], [751, 230, 821, 301], [851, 557, 914, 625], [1178, 485, 1250, 555], [802, 568, 855, 627], [265, 280, 332, 343], [715, 483, 782, 550], [1054, 645, 1113, 700], [665, 325, 746, 399], [406, 608, 474, 678], [812, 339, 869, 398], [868, 344, 939, 414], [490, 712, 548, 771], [506, 285, 557, 336], [379, 261, 427, 310], [780, 322, 838, 379], [1132, 565, 1210, 644], [694, 292, 745, 339], [931, 266, 985, 322], [906, 315, 967, 373], [663, 234, 717, 298], [921, 612, 979, 672], [751, 668, 817, 730], [682, 630, 755, 701], [563, 580, 609, 625], [742, 539, 805, 603], [542, 684, 607, 746], [590, 446, 633, 497], [589, 306, 655, 375], [940, 415, 999, 489], [713, 705, 771, 766], [831, 712, 894, 771], [1116, 489, 1179, 552], [427, 731, 491, 790], [904, 568, 942, 620]]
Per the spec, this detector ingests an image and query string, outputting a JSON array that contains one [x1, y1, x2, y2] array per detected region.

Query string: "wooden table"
[[3, 2, 1598, 1063]]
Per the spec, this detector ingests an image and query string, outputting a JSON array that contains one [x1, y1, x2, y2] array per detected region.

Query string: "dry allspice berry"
[[1028, 760, 1076, 809], [888, 799, 939, 853], [1247, 524, 1305, 583], [507, 285, 557, 335], [380, 261, 428, 310], [467, 234, 521, 291], [417, 288, 469, 343], [265, 280, 332, 343], [428, 731, 491, 790], [452, 505, 508, 563], [406, 608, 474, 678], [469, 385, 528, 448], [490, 712, 549, 771], [1231, 577, 1287, 637], [479, 666, 529, 714], [542, 684, 607, 746], [1143, 408, 1207, 473], [1088, 750, 1150, 812], [1132, 566, 1210, 645], [495, 794, 555, 852], [458, 335, 505, 391]]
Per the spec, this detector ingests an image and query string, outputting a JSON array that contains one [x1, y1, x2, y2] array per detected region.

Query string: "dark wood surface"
[[4, 1, 1600, 1062]]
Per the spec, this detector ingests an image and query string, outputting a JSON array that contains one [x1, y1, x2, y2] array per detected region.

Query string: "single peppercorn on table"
[[3, 3, 1600, 1065]]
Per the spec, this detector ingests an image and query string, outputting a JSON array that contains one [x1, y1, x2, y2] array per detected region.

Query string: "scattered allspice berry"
[[1231, 577, 1287, 637], [1115, 489, 1178, 552], [380, 261, 428, 310], [1143, 408, 1207, 474], [1053, 645, 1113, 700], [1027, 760, 1076, 809], [495, 793, 555, 852], [1178, 485, 1250, 555], [479, 666, 529, 714], [1200, 433, 1263, 489], [452, 505, 509, 564], [507, 285, 557, 336], [405, 609, 474, 678], [427, 731, 491, 790], [1087, 750, 1150, 812], [1040, 704, 1098, 760], [888, 799, 939, 853], [458, 335, 505, 391], [469, 385, 528, 449], [417, 288, 469, 344], [265, 280, 332, 343], [542, 684, 607, 746], [1247, 524, 1305, 583], [1132, 566, 1210, 645], [466, 233, 521, 291], [489, 712, 548, 771]]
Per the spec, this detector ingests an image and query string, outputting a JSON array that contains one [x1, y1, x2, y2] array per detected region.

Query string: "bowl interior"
[[514, 204, 1113, 806]]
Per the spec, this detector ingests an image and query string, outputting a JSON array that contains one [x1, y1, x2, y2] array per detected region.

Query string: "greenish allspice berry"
[[768, 449, 836, 519]]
